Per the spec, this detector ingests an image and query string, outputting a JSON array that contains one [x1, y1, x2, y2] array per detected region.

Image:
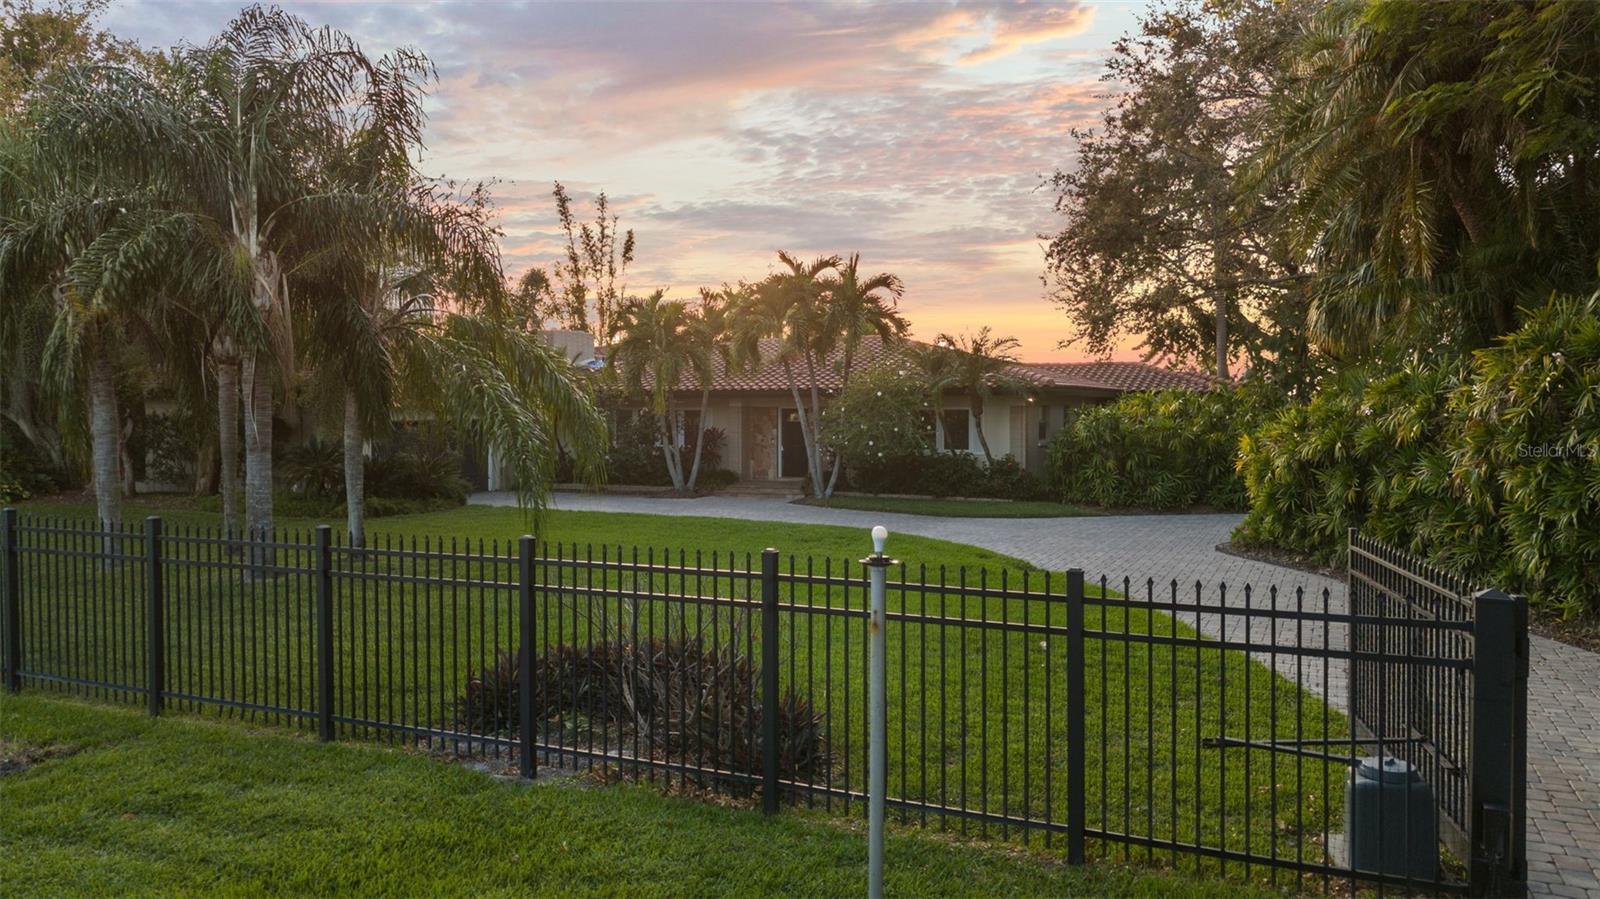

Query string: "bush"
[[457, 637, 830, 788], [142, 411, 199, 487], [605, 412, 671, 486], [195, 491, 461, 519], [820, 362, 933, 469], [365, 443, 468, 502], [1047, 383, 1284, 511], [280, 439, 344, 498], [842, 450, 1047, 500], [1236, 291, 1600, 616], [0, 422, 64, 502]]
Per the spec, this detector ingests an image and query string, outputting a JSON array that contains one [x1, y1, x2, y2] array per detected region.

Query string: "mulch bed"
[[1215, 540, 1344, 580]]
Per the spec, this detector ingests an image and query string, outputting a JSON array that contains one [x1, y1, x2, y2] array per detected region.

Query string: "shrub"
[[0, 422, 64, 501], [1236, 291, 1600, 616], [605, 411, 671, 486], [1047, 383, 1284, 511], [280, 439, 344, 498], [365, 443, 468, 502], [841, 450, 1047, 500], [142, 411, 200, 487], [458, 637, 830, 788], [820, 362, 933, 470]]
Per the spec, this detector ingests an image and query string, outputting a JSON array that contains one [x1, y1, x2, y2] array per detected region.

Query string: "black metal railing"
[[0, 510, 1527, 896]]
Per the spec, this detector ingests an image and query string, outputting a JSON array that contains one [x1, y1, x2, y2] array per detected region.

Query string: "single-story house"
[[476, 331, 1213, 491]]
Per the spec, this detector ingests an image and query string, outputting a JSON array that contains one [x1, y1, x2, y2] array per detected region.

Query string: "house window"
[[940, 409, 970, 452], [1037, 406, 1049, 442], [679, 410, 701, 447]]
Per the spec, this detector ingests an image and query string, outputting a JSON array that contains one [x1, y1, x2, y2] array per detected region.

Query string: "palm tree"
[[818, 254, 906, 495], [682, 287, 734, 491], [0, 109, 155, 539], [607, 291, 709, 493], [730, 252, 838, 497], [32, 8, 434, 561], [918, 328, 1028, 465]]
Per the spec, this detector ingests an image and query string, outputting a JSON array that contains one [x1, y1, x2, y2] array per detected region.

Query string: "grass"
[[7, 496, 1348, 889], [0, 694, 1277, 898], [803, 495, 1098, 518]]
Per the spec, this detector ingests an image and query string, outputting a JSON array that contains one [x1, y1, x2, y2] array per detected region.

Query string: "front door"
[[780, 409, 807, 478]]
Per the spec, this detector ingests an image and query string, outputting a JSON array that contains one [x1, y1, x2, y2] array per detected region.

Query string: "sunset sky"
[[102, 1, 1150, 361]]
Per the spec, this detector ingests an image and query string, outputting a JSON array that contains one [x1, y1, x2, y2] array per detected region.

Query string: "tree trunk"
[[119, 414, 137, 497], [685, 387, 710, 492], [803, 352, 827, 496], [973, 411, 995, 466], [343, 391, 365, 547], [242, 353, 274, 567], [1212, 232, 1231, 381], [87, 351, 121, 541], [822, 342, 856, 498], [217, 358, 241, 538], [659, 413, 684, 492], [783, 360, 822, 496]]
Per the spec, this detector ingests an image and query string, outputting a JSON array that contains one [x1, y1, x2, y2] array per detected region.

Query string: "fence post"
[[1469, 588, 1527, 897], [316, 525, 334, 742], [1065, 567, 1086, 865], [518, 535, 536, 780], [3, 507, 19, 693], [760, 547, 781, 816], [144, 516, 164, 717], [862, 528, 893, 899]]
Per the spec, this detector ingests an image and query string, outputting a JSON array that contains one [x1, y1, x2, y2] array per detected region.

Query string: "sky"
[[100, 1, 1151, 362]]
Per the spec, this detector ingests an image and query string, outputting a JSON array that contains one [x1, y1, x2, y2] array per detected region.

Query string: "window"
[[679, 410, 701, 447], [940, 409, 970, 452], [1037, 406, 1049, 442]]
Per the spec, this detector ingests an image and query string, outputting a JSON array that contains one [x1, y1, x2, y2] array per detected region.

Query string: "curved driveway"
[[472, 491, 1600, 896]]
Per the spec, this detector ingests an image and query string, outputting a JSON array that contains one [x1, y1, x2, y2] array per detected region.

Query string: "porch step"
[[719, 479, 804, 498]]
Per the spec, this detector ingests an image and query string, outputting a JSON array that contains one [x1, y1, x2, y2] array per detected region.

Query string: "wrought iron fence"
[[0, 509, 1526, 896]]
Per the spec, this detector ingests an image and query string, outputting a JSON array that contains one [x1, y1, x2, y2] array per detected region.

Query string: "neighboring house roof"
[[1013, 361, 1217, 392], [596, 336, 1213, 396]]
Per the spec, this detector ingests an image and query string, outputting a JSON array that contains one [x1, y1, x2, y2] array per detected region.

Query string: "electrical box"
[[1343, 756, 1438, 881]]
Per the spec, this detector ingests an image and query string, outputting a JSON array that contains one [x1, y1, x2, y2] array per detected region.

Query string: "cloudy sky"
[[101, 1, 1148, 361]]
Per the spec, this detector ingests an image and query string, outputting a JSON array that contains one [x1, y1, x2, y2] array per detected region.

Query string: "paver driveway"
[[474, 491, 1600, 896]]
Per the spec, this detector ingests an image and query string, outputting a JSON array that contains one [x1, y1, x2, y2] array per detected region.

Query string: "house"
[[472, 333, 1211, 491]]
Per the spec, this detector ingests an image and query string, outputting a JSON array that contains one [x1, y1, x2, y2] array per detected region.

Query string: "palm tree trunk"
[[803, 352, 826, 495], [973, 410, 995, 466], [822, 343, 856, 498], [782, 360, 822, 496], [216, 358, 241, 539], [87, 351, 121, 543], [686, 386, 710, 492], [659, 413, 684, 491], [242, 353, 274, 566], [343, 391, 365, 547]]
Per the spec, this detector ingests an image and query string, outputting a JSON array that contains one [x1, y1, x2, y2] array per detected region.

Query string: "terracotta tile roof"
[[597, 336, 1213, 395], [1012, 361, 1217, 392]]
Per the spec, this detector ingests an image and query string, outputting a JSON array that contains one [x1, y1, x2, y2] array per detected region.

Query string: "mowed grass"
[[0, 694, 1278, 898], [801, 495, 1099, 518], [8, 498, 1349, 886]]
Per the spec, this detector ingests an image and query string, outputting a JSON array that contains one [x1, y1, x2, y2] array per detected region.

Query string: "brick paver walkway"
[[474, 491, 1600, 895]]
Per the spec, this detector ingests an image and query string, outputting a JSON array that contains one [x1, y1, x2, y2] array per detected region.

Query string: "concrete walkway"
[[473, 491, 1600, 895]]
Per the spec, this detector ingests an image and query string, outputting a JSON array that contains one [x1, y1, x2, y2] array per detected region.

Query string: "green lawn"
[[7, 497, 1347, 888], [0, 695, 1274, 898], [802, 495, 1099, 518]]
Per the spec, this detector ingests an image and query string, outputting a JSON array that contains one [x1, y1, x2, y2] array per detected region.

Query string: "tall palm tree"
[[730, 252, 838, 497], [33, 7, 433, 561], [818, 254, 906, 495], [682, 286, 735, 491], [607, 291, 705, 493], [918, 328, 1028, 465]]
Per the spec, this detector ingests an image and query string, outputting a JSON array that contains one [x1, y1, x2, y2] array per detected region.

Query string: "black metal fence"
[[1348, 532, 1527, 895], [0, 509, 1527, 896]]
